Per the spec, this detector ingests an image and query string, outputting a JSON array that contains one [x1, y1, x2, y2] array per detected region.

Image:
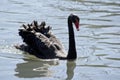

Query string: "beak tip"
[[77, 28, 80, 31]]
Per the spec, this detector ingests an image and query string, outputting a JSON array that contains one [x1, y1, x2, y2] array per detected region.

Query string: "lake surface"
[[0, 0, 120, 80]]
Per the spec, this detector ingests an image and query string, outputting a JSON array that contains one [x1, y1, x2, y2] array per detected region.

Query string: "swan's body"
[[16, 14, 79, 60]]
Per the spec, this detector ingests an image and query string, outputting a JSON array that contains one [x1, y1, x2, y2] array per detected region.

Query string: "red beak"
[[75, 20, 80, 31]]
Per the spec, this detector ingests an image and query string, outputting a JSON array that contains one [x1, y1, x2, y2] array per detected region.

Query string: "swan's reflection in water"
[[15, 59, 59, 78], [15, 58, 76, 79], [66, 61, 76, 80]]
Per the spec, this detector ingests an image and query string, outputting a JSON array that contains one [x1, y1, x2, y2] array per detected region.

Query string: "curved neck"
[[67, 17, 77, 59]]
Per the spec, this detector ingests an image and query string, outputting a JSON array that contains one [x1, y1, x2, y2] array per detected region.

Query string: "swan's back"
[[17, 21, 67, 59]]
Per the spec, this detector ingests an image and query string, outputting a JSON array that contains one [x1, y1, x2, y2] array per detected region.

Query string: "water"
[[0, 0, 120, 80]]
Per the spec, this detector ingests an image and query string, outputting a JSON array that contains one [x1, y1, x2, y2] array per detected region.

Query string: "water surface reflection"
[[15, 59, 59, 78], [66, 61, 76, 80]]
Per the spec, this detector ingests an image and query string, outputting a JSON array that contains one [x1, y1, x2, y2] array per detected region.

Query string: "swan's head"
[[69, 14, 80, 31]]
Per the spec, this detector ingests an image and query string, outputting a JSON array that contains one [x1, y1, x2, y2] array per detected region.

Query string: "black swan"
[[15, 14, 80, 60]]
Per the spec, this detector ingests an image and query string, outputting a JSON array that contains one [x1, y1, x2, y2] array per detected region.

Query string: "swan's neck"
[[67, 19, 77, 59]]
